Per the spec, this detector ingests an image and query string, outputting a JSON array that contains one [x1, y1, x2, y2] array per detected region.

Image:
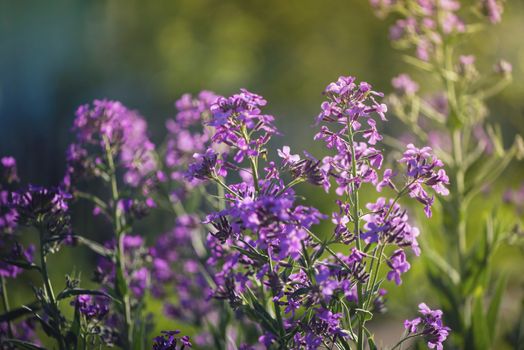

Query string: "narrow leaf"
[[487, 275, 508, 343]]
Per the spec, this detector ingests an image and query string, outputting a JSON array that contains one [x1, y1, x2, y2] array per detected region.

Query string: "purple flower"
[[0, 157, 20, 234], [404, 303, 450, 350], [392, 74, 419, 95], [0, 241, 35, 279], [64, 100, 158, 198], [186, 149, 221, 181], [0, 318, 40, 346], [399, 144, 449, 217], [94, 234, 149, 300], [1, 157, 19, 185], [165, 91, 221, 190], [362, 197, 421, 255], [386, 249, 411, 285], [153, 330, 192, 350], [72, 294, 110, 320], [278, 146, 300, 165], [481, 0, 503, 24], [12, 185, 72, 236], [315, 75, 387, 196], [150, 215, 216, 325]]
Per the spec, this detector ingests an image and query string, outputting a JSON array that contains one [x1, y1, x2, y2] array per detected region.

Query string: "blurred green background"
[[1, 0, 523, 347]]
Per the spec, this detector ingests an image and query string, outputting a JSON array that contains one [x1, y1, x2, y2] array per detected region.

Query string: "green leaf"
[[472, 295, 491, 349], [354, 308, 373, 322], [364, 327, 378, 350], [487, 275, 507, 343], [232, 245, 268, 263], [74, 235, 113, 257], [0, 302, 40, 323], [115, 266, 129, 299], [1, 339, 46, 350], [65, 305, 81, 350], [0, 258, 41, 272]]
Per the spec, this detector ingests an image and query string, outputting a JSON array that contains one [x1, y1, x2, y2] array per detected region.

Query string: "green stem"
[[38, 227, 65, 350], [347, 124, 365, 350], [390, 332, 424, 350], [1, 276, 13, 338], [103, 136, 133, 348], [362, 186, 408, 311]]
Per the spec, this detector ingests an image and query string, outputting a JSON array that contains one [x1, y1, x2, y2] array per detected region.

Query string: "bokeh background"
[[1, 0, 523, 347]]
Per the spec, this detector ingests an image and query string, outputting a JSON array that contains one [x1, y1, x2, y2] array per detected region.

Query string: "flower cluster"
[[404, 303, 450, 350], [371, 0, 466, 61], [0, 318, 40, 347], [0, 76, 454, 349], [0, 157, 19, 234], [0, 239, 35, 279], [95, 235, 150, 300], [72, 294, 110, 321], [164, 91, 221, 190], [12, 185, 72, 237], [150, 215, 216, 327], [315, 76, 386, 195], [63, 99, 159, 202], [399, 144, 449, 217], [182, 75, 452, 349], [153, 330, 191, 350]]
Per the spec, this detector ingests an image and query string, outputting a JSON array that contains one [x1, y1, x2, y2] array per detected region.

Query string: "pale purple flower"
[[392, 74, 419, 95], [278, 146, 300, 165]]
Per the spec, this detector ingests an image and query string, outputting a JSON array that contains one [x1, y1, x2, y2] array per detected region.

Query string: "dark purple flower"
[[153, 330, 192, 350], [0, 318, 40, 346], [0, 241, 35, 279], [12, 185, 72, 236], [72, 294, 110, 320]]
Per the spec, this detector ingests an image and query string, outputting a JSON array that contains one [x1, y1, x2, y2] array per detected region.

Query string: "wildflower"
[[72, 294, 110, 320], [150, 215, 215, 324], [165, 91, 221, 189], [0, 241, 35, 279], [13, 185, 72, 236], [400, 144, 449, 217], [186, 149, 220, 181], [362, 198, 421, 255], [0, 318, 40, 346], [94, 234, 149, 299], [392, 74, 419, 95], [0, 156, 19, 234], [404, 303, 450, 350], [481, 0, 504, 24], [64, 99, 158, 199], [153, 330, 192, 350], [316, 76, 387, 195], [386, 249, 411, 285], [278, 146, 300, 165]]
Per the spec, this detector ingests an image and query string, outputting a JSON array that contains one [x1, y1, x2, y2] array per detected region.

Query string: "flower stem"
[[390, 332, 423, 350], [38, 227, 65, 350], [1, 276, 13, 338], [347, 123, 365, 350], [103, 136, 133, 348]]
